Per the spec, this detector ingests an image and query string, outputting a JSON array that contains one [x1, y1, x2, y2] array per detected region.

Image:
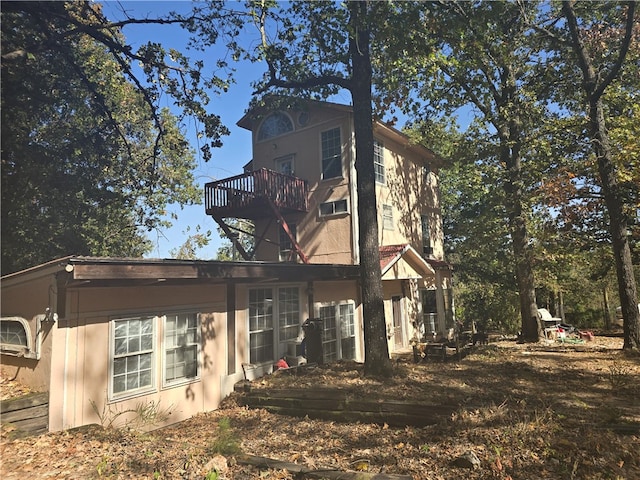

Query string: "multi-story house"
[[0, 98, 453, 434], [206, 98, 454, 358]]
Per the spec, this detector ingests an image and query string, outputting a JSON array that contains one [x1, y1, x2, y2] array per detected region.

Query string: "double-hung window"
[[382, 204, 394, 230], [278, 287, 300, 342], [249, 288, 275, 363], [164, 313, 199, 385], [321, 127, 342, 179], [374, 140, 385, 184], [111, 313, 201, 399], [112, 317, 154, 396]]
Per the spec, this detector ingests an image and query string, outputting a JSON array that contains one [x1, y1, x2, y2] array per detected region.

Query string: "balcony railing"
[[205, 168, 309, 219]]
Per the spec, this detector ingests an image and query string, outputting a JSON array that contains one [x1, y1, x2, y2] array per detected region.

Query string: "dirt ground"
[[1, 335, 639, 480]]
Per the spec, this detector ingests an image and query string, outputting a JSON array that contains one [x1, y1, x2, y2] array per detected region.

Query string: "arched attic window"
[[257, 112, 294, 141], [0, 317, 32, 356]]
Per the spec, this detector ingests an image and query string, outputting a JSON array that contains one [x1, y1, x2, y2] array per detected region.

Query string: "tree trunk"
[[349, 1, 393, 376], [498, 94, 539, 342], [590, 97, 640, 349], [561, 0, 639, 350], [509, 192, 539, 342], [603, 286, 611, 330]]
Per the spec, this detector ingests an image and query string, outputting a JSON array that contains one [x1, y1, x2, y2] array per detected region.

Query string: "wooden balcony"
[[205, 168, 309, 220]]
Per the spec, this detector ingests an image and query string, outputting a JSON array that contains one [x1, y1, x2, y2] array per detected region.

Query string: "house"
[[0, 99, 453, 433], [206, 98, 454, 348], [1, 256, 360, 432]]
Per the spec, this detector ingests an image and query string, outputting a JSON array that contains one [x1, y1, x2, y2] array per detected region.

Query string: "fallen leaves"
[[1, 338, 639, 479]]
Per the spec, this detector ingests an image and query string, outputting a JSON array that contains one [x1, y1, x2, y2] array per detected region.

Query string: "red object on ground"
[[275, 358, 289, 370], [580, 331, 594, 341]]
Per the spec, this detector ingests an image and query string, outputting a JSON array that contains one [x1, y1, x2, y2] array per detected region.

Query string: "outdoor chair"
[[537, 308, 561, 340]]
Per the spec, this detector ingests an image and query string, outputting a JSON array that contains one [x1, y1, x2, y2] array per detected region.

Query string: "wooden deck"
[[205, 168, 309, 219]]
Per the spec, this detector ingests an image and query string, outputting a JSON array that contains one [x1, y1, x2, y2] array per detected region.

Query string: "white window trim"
[[161, 312, 202, 389], [382, 204, 394, 230], [109, 316, 157, 402], [315, 301, 357, 362], [247, 285, 303, 368], [0, 316, 33, 357], [319, 199, 350, 217], [374, 139, 386, 185], [320, 126, 344, 180]]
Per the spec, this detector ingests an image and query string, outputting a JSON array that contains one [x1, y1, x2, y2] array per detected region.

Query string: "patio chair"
[[537, 308, 561, 340]]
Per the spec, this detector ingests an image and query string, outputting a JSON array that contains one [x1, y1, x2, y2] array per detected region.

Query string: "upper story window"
[[319, 199, 349, 217], [258, 112, 294, 141], [382, 204, 394, 230], [421, 214, 433, 255], [321, 127, 342, 179], [0, 317, 30, 355], [374, 140, 385, 184], [275, 154, 295, 176]]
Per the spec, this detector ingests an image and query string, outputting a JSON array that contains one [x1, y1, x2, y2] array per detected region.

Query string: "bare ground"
[[1, 335, 639, 480]]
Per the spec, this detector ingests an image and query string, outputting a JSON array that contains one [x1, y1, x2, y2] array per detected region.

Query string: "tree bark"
[[349, 1, 393, 376], [497, 64, 539, 342], [562, 0, 639, 350], [590, 96, 639, 349]]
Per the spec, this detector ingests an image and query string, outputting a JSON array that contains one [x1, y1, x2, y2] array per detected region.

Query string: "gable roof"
[[237, 97, 442, 167], [379, 244, 437, 280]]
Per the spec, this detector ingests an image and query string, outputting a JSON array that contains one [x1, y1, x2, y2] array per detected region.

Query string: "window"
[[164, 313, 199, 385], [278, 288, 300, 342], [422, 164, 431, 183], [279, 223, 296, 262], [421, 290, 438, 334], [249, 289, 274, 363], [319, 199, 348, 217], [319, 306, 338, 362], [258, 112, 293, 140], [338, 304, 356, 360], [382, 204, 394, 230], [374, 140, 385, 184], [321, 127, 342, 179], [0, 317, 30, 354], [112, 317, 154, 396], [275, 155, 295, 176], [249, 287, 301, 364], [421, 214, 432, 255], [318, 303, 355, 363]]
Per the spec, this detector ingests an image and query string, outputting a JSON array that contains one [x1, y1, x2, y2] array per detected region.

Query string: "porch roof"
[[1, 256, 360, 289], [379, 244, 438, 280]]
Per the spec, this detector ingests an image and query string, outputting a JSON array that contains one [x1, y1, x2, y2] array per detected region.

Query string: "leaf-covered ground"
[[2, 336, 639, 479]]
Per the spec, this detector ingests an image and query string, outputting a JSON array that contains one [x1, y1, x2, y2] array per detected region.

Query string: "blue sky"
[[103, 1, 263, 259], [102, 2, 448, 259]]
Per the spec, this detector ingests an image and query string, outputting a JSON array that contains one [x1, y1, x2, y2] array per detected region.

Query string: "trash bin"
[[302, 318, 323, 364]]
